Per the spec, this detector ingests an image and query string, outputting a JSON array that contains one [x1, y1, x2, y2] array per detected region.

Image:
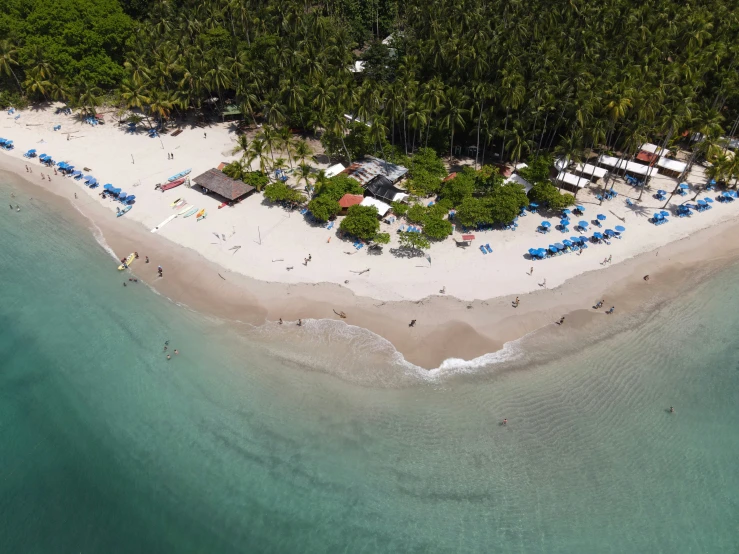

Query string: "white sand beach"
[[4, 104, 739, 368]]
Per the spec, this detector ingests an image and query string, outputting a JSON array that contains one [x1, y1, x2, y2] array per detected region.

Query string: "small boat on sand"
[[196, 209, 207, 221], [177, 204, 192, 215], [151, 214, 178, 233], [116, 205, 132, 217], [169, 197, 182, 206], [167, 169, 191, 182], [182, 207, 198, 218], [117, 253, 136, 270], [161, 177, 186, 191]]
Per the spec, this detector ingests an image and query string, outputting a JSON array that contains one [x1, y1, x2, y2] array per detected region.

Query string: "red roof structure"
[[339, 193, 364, 208], [443, 172, 458, 182], [636, 151, 658, 164]]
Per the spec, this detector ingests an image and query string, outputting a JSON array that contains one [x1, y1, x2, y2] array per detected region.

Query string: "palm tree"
[[296, 163, 313, 191], [0, 40, 22, 92], [147, 91, 173, 127], [278, 126, 294, 167], [247, 138, 268, 173], [231, 134, 250, 160], [292, 139, 312, 166], [23, 68, 51, 100], [441, 87, 469, 163]]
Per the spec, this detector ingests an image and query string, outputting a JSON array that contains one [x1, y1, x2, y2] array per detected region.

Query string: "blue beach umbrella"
[[679, 183, 689, 189], [604, 229, 615, 236], [555, 242, 565, 249], [696, 200, 707, 206], [562, 209, 571, 215], [660, 210, 669, 217], [562, 240, 573, 247], [653, 212, 663, 219], [541, 221, 551, 228], [560, 219, 569, 226], [578, 220, 588, 228], [596, 214, 606, 221], [549, 245, 559, 252], [704, 197, 714, 203], [615, 225, 626, 232], [528, 248, 539, 256], [570, 237, 580, 243], [529, 203, 539, 208], [576, 205, 584, 211], [593, 232, 604, 239]]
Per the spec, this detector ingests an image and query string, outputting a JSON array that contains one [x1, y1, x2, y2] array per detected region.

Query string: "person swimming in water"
[[670, 406, 675, 413], [503, 419, 507, 425]]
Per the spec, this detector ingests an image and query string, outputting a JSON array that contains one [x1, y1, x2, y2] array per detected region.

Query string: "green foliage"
[[487, 184, 529, 224], [406, 148, 447, 196], [307, 195, 340, 222], [317, 174, 364, 202], [439, 166, 476, 206], [243, 171, 270, 191], [264, 182, 305, 204], [406, 203, 428, 224], [391, 201, 408, 216], [374, 232, 391, 244], [528, 182, 576, 210], [423, 217, 453, 240], [399, 231, 431, 251], [343, 121, 375, 160], [359, 42, 396, 83], [518, 155, 554, 185], [456, 197, 492, 227], [339, 204, 380, 240], [3, 0, 132, 90]]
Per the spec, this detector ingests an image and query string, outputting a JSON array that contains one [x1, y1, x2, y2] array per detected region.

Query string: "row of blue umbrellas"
[[529, 225, 627, 257]]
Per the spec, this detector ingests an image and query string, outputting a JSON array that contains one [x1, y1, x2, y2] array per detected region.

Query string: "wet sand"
[[4, 154, 739, 369]]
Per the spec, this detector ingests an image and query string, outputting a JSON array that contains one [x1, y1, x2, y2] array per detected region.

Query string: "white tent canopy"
[[557, 172, 589, 188], [573, 163, 608, 180], [504, 173, 533, 193], [598, 155, 657, 177], [324, 163, 346, 178], [639, 143, 665, 155], [360, 197, 391, 216], [657, 157, 687, 174]]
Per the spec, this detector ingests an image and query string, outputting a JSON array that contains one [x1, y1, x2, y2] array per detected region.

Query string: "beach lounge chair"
[[480, 245, 487, 254], [485, 244, 492, 253]]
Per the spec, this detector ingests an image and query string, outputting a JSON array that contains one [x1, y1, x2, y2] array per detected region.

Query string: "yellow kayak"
[[117, 253, 136, 271], [195, 208, 205, 219], [169, 197, 183, 207]]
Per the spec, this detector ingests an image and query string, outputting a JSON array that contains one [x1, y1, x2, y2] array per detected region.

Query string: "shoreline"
[[4, 154, 739, 371]]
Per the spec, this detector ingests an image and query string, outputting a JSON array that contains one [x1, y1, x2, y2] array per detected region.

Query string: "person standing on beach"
[[145, 256, 150, 263], [558, 316, 565, 325], [644, 275, 650, 282], [409, 319, 416, 327], [607, 255, 612, 264], [204, 132, 207, 139], [529, 266, 533, 275]]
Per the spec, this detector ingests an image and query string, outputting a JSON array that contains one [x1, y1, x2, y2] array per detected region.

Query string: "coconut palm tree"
[[0, 40, 22, 93], [231, 134, 250, 160], [441, 87, 469, 163], [292, 139, 312, 166], [296, 163, 313, 191]]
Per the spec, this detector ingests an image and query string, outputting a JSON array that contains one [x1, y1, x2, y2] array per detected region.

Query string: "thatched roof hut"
[[192, 169, 255, 201]]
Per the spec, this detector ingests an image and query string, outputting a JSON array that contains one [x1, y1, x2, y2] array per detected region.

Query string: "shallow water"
[[1, 179, 738, 553]]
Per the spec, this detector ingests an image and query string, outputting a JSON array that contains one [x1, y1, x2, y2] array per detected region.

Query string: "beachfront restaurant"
[[192, 168, 256, 204], [338, 193, 364, 214], [656, 157, 688, 179], [598, 155, 658, 179], [572, 163, 608, 183]]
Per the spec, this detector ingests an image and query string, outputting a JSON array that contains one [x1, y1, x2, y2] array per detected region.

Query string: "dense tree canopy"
[[1, 0, 738, 172]]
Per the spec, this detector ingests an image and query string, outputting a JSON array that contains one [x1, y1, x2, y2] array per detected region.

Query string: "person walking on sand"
[[644, 275, 650, 282], [145, 256, 149, 263], [204, 132, 207, 139], [529, 266, 534, 275], [606, 306, 615, 314], [409, 319, 416, 327], [541, 278, 547, 288], [558, 316, 565, 325], [607, 255, 612, 264], [74, 193, 77, 199]]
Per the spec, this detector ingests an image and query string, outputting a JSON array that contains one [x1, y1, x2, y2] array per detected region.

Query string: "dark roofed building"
[[364, 175, 408, 203], [193, 169, 255, 201]]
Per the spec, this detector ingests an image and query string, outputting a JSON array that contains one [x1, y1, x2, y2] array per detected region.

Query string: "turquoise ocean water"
[[1, 178, 738, 553]]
